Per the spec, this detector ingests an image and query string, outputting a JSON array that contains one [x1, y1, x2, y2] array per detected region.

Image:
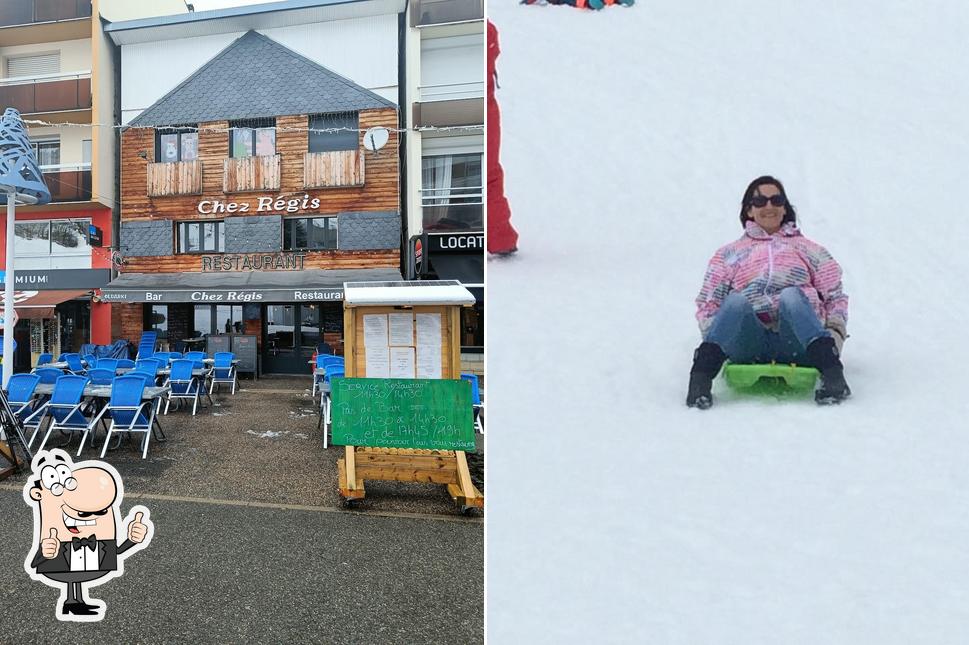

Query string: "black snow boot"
[[806, 336, 851, 404], [686, 342, 727, 409]]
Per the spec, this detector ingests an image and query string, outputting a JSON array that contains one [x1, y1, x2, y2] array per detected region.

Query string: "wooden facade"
[[121, 249, 398, 273], [223, 154, 281, 193], [121, 108, 399, 220]]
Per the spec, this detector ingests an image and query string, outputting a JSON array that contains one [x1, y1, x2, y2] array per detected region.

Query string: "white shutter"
[[6, 53, 60, 78]]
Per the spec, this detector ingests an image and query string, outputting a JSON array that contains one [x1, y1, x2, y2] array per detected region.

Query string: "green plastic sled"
[[722, 361, 818, 395]]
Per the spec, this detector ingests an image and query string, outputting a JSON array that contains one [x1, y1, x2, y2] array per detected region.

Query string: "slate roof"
[[129, 30, 396, 127]]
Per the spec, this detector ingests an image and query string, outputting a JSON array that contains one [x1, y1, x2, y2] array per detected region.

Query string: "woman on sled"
[[686, 176, 850, 409]]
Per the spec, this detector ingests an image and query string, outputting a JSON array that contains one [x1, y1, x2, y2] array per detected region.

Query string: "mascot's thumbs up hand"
[[128, 511, 148, 543], [42, 528, 60, 559]]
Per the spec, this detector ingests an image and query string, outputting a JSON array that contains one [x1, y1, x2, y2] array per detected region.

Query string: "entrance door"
[[263, 304, 320, 374]]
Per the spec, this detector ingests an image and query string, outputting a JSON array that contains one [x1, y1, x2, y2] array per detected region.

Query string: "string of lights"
[[22, 119, 483, 135]]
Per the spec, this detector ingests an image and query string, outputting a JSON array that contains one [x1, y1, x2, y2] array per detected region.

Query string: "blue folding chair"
[[86, 368, 115, 386], [165, 359, 204, 415], [319, 367, 345, 437], [94, 375, 159, 460], [32, 367, 63, 385], [209, 352, 237, 395], [7, 373, 41, 445], [461, 373, 484, 434], [29, 375, 96, 452], [60, 353, 86, 374], [82, 354, 98, 369], [116, 359, 136, 369], [96, 358, 120, 374], [36, 352, 53, 366], [135, 358, 164, 381], [184, 351, 206, 363], [313, 356, 344, 397]]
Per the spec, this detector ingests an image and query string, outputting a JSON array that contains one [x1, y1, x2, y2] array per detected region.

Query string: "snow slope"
[[486, 2, 969, 643]]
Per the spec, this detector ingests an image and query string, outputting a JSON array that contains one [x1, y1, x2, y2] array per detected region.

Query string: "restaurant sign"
[[99, 287, 343, 304], [201, 253, 306, 272]]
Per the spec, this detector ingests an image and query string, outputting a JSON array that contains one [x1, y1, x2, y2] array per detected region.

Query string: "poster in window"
[[255, 128, 275, 157], [181, 133, 198, 161], [232, 128, 252, 157], [160, 134, 178, 162]]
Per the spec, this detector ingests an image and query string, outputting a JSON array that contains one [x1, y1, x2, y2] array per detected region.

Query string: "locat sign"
[[201, 253, 306, 271]]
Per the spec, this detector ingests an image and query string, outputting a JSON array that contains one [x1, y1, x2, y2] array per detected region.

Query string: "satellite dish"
[[363, 127, 390, 153]]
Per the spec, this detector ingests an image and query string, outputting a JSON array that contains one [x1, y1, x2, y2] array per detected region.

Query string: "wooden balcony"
[[0, 73, 91, 115], [303, 150, 365, 189], [223, 154, 281, 193], [147, 160, 203, 197]]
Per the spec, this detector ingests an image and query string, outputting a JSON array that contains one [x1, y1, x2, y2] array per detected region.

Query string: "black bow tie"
[[71, 536, 97, 551]]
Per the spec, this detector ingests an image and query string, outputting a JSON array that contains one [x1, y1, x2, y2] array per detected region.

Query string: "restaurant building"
[[101, 2, 405, 375], [402, 0, 484, 373], [0, 0, 185, 370]]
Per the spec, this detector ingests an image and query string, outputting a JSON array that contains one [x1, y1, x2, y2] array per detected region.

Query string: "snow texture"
[[486, 2, 969, 643]]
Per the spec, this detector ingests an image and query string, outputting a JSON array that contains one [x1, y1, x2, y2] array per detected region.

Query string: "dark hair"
[[739, 175, 797, 228]]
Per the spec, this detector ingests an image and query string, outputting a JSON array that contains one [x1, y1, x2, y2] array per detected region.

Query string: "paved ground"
[[0, 376, 483, 643]]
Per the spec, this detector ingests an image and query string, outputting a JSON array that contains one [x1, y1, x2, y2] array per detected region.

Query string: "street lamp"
[[0, 108, 51, 387]]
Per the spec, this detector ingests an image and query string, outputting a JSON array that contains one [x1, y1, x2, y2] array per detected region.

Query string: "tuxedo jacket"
[[31, 539, 135, 574]]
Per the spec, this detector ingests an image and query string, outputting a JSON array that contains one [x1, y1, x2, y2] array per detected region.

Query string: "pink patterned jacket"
[[695, 221, 848, 336]]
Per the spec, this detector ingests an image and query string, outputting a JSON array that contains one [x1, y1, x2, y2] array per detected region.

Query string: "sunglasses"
[[749, 194, 787, 208]]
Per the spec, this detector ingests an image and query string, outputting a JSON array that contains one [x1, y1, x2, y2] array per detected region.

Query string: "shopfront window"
[[194, 305, 243, 335], [148, 305, 168, 339], [462, 302, 483, 351], [421, 153, 483, 231], [14, 218, 91, 269]]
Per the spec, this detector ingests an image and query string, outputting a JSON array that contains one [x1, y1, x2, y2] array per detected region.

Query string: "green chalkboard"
[[331, 378, 475, 451]]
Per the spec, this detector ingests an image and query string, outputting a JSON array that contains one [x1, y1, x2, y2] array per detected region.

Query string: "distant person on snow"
[[487, 20, 519, 255], [686, 176, 850, 408]]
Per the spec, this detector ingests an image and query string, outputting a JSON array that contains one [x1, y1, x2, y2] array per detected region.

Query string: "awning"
[[0, 289, 90, 320], [429, 254, 483, 301], [99, 268, 404, 303]]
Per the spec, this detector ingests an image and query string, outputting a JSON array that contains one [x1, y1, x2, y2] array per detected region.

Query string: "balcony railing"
[[0, 0, 92, 28], [412, 0, 483, 27], [418, 80, 485, 102], [147, 160, 202, 197], [40, 163, 91, 202], [224, 154, 281, 193], [303, 150, 365, 189], [0, 71, 91, 114], [421, 185, 483, 231]]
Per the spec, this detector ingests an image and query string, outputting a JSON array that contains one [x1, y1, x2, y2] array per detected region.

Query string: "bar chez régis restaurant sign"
[[97, 195, 404, 303]]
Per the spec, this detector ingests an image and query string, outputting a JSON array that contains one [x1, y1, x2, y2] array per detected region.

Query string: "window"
[[31, 139, 60, 168], [156, 126, 198, 162], [147, 305, 168, 340], [81, 139, 91, 165], [6, 52, 59, 77], [193, 305, 243, 335], [308, 112, 358, 153], [14, 219, 91, 269], [230, 118, 275, 158], [283, 217, 338, 251], [178, 221, 224, 253], [421, 153, 483, 231]]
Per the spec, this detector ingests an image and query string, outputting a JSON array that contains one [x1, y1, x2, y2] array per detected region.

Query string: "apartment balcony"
[[0, 1, 92, 46], [413, 81, 484, 128], [0, 71, 91, 116], [421, 186, 483, 232], [223, 154, 281, 193], [412, 0, 483, 27], [147, 160, 203, 197], [41, 163, 91, 203], [304, 150, 365, 189]]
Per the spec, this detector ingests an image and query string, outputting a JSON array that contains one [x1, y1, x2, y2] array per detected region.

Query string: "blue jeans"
[[703, 287, 830, 364]]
